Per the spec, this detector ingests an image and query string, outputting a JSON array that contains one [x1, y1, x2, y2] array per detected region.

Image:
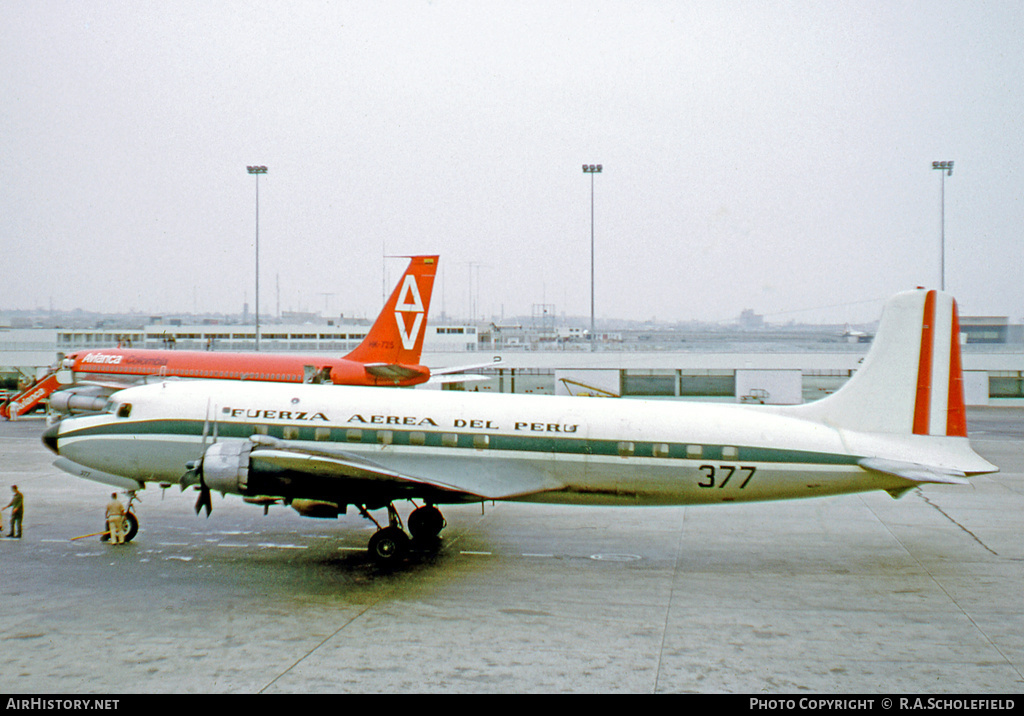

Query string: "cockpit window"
[[116, 403, 132, 419]]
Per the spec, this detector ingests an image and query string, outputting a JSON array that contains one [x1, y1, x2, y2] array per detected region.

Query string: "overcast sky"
[[2, 1, 1022, 325]]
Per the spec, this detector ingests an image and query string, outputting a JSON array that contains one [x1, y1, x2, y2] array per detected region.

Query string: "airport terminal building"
[[2, 314, 1024, 407]]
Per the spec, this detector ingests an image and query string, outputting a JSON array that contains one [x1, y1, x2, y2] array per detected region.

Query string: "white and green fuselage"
[[47, 289, 996, 511]]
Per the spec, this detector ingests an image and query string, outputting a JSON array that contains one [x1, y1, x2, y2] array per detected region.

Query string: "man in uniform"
[[3, 485, 24, 538], [105, 492, 126, 545]]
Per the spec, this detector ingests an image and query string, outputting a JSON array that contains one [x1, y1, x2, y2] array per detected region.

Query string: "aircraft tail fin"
[[345, 255, 438, 367], [796, 288, 967, 437]]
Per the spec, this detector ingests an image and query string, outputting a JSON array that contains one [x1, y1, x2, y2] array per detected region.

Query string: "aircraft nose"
[[42, 423, 60, 454]]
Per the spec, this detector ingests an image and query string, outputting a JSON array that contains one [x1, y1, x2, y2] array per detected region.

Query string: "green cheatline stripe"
[[61, 419, 861, 466]]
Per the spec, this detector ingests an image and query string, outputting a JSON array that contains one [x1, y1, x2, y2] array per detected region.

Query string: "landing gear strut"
[[359, 504, 411, 564], [358, 502, 446, 564]]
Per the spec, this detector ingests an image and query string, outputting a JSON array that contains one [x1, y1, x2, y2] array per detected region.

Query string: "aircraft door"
[[304, 365, 333, 384]]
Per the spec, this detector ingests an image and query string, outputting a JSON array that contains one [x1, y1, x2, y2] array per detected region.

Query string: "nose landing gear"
[[100, 492, 140, 543]]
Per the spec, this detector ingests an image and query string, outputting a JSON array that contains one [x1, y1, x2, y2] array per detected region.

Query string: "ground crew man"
[[105, 492, 126, 545], [3, 485, 24, 538]]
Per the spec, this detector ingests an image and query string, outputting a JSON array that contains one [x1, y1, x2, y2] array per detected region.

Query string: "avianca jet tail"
[[1, 256, 439, 418]]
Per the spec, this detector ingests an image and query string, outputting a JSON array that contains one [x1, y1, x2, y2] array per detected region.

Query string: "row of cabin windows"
[[107, 405, 737, 459], [95, 366, 302, 381], [261, 425, 492, 450], [176, 370, 300, 380], [615, 442, 734, 459], [190, 371, 298, 380], [105, 404, 735, 458], [255, 423, 730, 458]]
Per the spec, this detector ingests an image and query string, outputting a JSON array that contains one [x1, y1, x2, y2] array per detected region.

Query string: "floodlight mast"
[[931, 161, 953, 291], [583, 164, 602, 351], [247, 165, 268, 350]]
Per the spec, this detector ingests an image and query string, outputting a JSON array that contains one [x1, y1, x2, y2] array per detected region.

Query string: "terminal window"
[[679, 370, 735, 397], [990, 372, 1024, 398]]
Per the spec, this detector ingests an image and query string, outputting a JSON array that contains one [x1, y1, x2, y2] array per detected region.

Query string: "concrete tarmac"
[[0, 408, 1021, 694]]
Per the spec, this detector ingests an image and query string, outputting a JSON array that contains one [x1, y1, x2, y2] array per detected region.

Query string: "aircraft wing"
[[424, 356, 501, 385], [248, 443, 562, 501], [857, 457, 970, 486], [363, 363, 430, 382]]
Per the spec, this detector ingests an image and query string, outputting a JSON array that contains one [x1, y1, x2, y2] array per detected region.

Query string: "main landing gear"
[[358, 502, 447, 564]]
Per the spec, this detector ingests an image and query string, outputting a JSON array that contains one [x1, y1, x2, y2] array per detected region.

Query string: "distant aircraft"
[[3, 256, 483, 419], [43, 289, 996, 563], [842, 324, 874, 343]]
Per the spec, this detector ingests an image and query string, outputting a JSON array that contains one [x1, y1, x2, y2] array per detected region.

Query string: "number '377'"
[[698, 465, 756, 489]]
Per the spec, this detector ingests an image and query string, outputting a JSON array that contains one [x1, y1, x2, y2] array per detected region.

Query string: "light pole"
[[583, 163, 602, 351], [932, 160, 953, 291], [247, 165, 267, 350]]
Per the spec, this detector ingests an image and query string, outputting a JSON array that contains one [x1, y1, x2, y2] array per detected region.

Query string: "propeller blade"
[[201, 399, 211, 445], [185, 404, 218, 516], [183, 400, 212, 492], [195, 484, 212, 517]]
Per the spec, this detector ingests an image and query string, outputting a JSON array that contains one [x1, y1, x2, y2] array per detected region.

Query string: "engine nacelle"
[[49, 390, 109, 415], [200, 440, 253, 495]]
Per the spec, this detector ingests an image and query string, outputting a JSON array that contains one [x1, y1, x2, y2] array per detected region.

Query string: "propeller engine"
[[181, 440, 254, 516], [180, 401, 252, 517]]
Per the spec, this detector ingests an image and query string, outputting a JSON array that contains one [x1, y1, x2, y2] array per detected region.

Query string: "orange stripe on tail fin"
[[946, 300, 967, 437], [912, 290, 937, 435]]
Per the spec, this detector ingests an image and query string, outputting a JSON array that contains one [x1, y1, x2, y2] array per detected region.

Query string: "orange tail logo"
[[346, 256, 438, 365], [394, 273, 426, 350]]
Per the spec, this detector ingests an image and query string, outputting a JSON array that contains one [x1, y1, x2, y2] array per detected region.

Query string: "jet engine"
[[48, 390, 109, 415]]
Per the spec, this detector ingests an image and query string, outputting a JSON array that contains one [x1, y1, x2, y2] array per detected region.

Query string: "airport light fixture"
[[583, 164, 602, 351], [932, 161, 953, 291], [247, 165, 268, 350]]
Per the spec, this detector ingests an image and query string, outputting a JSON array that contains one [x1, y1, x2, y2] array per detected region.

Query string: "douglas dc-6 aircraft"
[[4, 256, 489, 419], [43, 289, 996, 563]]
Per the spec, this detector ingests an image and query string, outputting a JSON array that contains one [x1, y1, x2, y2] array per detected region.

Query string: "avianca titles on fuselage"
[[38, 256, 438, 415]]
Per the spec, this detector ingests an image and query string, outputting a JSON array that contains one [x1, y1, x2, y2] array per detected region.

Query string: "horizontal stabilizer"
[[426, 373, 489, 385], [858, 457, 969, 486], [363, 363, 429, 382], [429, 357, 503, 376]]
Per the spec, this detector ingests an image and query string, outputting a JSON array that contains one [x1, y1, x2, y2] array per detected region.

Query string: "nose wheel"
[[100, 511, 139, 543], [100, 492, 141, 543]]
